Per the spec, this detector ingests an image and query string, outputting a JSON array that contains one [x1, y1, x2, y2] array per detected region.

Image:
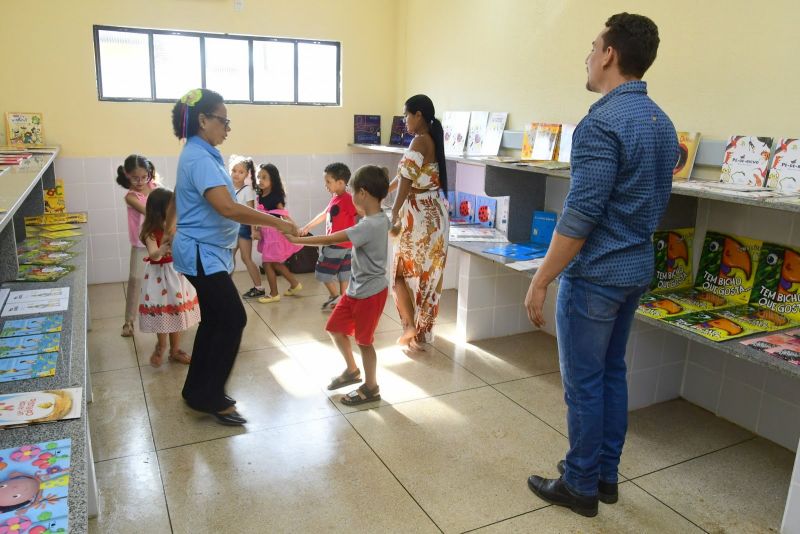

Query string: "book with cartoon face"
[[749, 241, 800, 323], [663, 309, 763, 341], [720, 135, 773, 186], [650, 228, 694, 292], [0, 316, 63, 338]]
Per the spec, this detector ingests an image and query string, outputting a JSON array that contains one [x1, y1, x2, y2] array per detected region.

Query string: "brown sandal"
[[150, 345, 165, 367], [327, 368, 361, 391], [340, 384, 381, 406], [169, 349, 192, 364]]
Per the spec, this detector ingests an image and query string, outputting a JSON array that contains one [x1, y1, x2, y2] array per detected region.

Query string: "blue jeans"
[[555, 275, 647, 496]]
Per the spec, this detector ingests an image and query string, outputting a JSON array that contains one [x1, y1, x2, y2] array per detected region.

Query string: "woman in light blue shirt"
[[169, 89, 296, 426]]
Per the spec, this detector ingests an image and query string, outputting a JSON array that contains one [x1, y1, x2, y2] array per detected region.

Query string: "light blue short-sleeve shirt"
[[173, 136, 239, 276]]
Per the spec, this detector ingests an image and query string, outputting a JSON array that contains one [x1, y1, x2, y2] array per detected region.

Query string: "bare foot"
[[409, 338, 428, 352], [396, 325, 416, 346]]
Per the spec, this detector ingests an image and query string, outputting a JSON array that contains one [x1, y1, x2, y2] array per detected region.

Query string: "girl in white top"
[[229, 155, 265, 298]]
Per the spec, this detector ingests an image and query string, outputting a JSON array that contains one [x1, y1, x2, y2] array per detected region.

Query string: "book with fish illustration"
[[0, 333, 60, 358], [0, 438, 70, 532], [0, 388, 82, 428], [1, 316, 64, 338], [650, 228, 694, 292], [0, 353, 58, 382]]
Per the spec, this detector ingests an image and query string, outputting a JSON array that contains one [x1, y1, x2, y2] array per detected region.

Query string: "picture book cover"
[[17, 238, 76, 254], [740, 329, 800, 366], [16, 265, 74, 283], [6, 288, 70, 304], [1, 316, 64, 338], [713, 304, 797, 333], [0, 438, 70, 532], [0, 333, 60, 359], [650, 228, 694, 292], [0, 353, 58, 382], [388, 116, 413, 147], [442, 111, 471, 155], [37, 224, 78, 232], [475, 196, 497, 228], [353, 115, 381, 145], [520, 122, 537, 160], [465, 111, 489, 157], [663, 309, 763, 342], [720, 135, 773, 186], [481, 112, 508, 157], [529, 211, 557, 246], [5, 112, 45, 147], [673, 132, 701, 181], [636, 289, 728, 320], [452, 192, 476, 224], [0, 388, 82, 428], [766, 138, 800, 194], [483, 243, 547, 260], [43, 178, 65, 215], [38, 230, 82, 239], [695, 231, 762, 304], [749, 241, 800, 322], [25, 212, 88, 226], [446, 191, 456, 218], [531, 123, 561, 161], [17, 251, 76, 266], [556, 123, 577, 164]]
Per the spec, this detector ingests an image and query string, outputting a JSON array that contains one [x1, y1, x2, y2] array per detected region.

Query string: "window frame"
[[92, 24, 341, 106]]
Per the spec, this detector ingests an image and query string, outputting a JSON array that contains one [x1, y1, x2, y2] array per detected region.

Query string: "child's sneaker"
[[284, 283, 303, 296], [258, 294, 281, 304], [320, 295, 339, 310], [325, 296, 341, 310], [242, 287, 266, 299]]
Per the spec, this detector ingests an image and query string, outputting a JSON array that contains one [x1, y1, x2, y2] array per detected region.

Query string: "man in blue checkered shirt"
[[525, 13, 678, 517]]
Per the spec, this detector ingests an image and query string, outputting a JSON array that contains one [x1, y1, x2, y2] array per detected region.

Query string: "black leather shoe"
[[528, 475, 598, 517], [224, 394, 237, 405], [213, 410, 247, 426], [557, 460, 619, 504]]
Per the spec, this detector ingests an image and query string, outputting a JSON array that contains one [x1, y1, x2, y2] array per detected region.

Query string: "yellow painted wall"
[[1, 0, 401, 157], [399, 0, 800, 141]]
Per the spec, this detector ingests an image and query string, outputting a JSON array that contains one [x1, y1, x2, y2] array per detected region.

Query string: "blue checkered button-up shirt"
[[556, 81, 678, 287]]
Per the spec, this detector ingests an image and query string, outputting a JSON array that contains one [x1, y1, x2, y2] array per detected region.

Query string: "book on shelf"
[[531, 123, 561, 161], [0, 388, 82, 428], [484, 243, 547, 260], [353, 115, 381, 145], [740, 329, 800, 366], [465, 111, 490, 157], [662, 308, 769, 341], [673, 131, 701, 181], [17, 250, 76, 266], [507, 258, 546, 271], [481, 112, 508, 157], [520, 123, 536, 160], [448, 227, 507, 243], [766, 138, 800, 194], [650, 228, 694, 292], [16, 264, 74, 283], [0, 332, 60, 359], [442, 111, 471, 156], [25, 212, 88, 225], [556, 123, 576, 164], [720, 135, 773, 186], [0, 438, 71, 531], [0, 153, 32, 165], [388, 116, 413, 147], [452, 192, 476, 224], [475, 196, 497, 228], [43, 177, 66, 214], [0, 315, 64, 338], [483, 210, 557, 259], [16, 237, 76, 254], [4, 112, 45, 147], [39, 229, 82, 238], [38, 223, 79, 232], [0, 352, 58, 382]]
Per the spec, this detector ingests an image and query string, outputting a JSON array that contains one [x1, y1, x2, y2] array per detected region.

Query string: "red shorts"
[[325, 288, 388, 346]]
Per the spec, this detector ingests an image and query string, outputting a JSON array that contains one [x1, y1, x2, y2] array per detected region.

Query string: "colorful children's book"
[[475, 196, 497, 228], [483, 243, 547, 260], [16, 264, 74, 283], [17, 250, 76, 266], [650, 228, 694, 292], [766, 138, 800, 194], [557, 124, 577, 164], [663, 309, 763, 341], [17, 238, 76, 254], [531, 124, 561, 161], [449, 227, 507, 243], [38, 223, 79, 232], [673, 132, 701, 181], [452, 192, 476, 224], [5, 112, 45, 147], [0, 388, 82, 428], [636, 290, 725, 320], [720, 135, 773, 186], [388, 116, 413, 147], [353, 115, 381, 145], [466, 111, 490, 157], [25, 212, 88, 225], [2, 288, 70, 317], [749, 241, 800, 321], [442, 111, 471, 155], [43, 178, 66, 214], [0, 352, 58, 382], [481, 112, 508, 157], [740, 329, 800, 365], [0, 333, 60, 358], [0, 438, 70, 532], [38, 229, 82, 239], [520, 122, 537, 160], [1, 316, 64, 338]]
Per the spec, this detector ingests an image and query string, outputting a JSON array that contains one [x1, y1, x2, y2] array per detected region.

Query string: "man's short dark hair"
[[351, 165, 389, 201], [603, 13, 660, 78], [324, 162, 351, 184]]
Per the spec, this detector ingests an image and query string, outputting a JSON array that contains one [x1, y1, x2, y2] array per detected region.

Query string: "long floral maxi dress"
[[392, 149, 449, 343]]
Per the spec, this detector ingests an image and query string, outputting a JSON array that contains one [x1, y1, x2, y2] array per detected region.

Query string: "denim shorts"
[[238, 224, 252, 240]]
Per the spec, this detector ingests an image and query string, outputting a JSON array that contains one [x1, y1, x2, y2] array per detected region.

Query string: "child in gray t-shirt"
[[288, 165, 391, 406]]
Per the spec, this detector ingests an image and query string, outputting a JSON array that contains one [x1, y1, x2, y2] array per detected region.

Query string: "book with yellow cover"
[[531, 123, 561, 161], [673, 132, 701, 181], [650, 228, 694, 292], [5, 112, 45, 147], [520, 122, 537, 160], [43, 178, 66, 214], [25, 212, 88, 225], [663, 309, 764, 341]]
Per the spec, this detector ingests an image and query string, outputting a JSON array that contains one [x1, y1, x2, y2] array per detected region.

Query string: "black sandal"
[[327, 368, 362, 391], [341, 384, 381, 406]]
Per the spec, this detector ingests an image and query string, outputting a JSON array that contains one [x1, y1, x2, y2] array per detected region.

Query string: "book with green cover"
[[637, 288, 727, 320], [18, 250, 76, 266], [16, 264, 74, 282], [663, 309, 764, 341], [17, 237, 76, 254], [650, 228, 694, 292]]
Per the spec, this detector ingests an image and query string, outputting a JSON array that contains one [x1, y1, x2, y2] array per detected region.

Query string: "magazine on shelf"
[[0, 289, 8, 311], [2, 287, 70, 316], [484, 243, 547, 260], [465, 111, 490, 157], [720, 135, 773, 186], [673, 131, 701, 181], [766, 138, 800, 194], [0, 315, 64, 338], [507, 258, 546, 271], [0, 388, 82, 428], [442, 111, 471, 155], [520, 122, 537, 160], [663, 309, 765, 342], [0, 438, 70, 531], [0, 352, 58, 382], [483, 211, 557, 259], [740, 329, 800, 365]]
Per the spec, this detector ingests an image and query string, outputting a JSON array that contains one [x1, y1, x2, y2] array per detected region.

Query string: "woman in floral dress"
[[390, 94, 449, 351]]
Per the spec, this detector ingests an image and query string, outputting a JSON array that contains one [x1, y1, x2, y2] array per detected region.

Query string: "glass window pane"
[[97, 30, 151, 99], [253, 41, 294, 102], [204, 37, 250, 101], [297, 42, 338, 104], [153, 34, 201, 100]]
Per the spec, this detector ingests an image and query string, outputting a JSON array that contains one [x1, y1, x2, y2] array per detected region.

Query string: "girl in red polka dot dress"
[[138, 188, 201, 367]]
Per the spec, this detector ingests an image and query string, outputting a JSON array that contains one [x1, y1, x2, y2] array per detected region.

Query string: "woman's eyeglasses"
[[205, 114, 231, 128]]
